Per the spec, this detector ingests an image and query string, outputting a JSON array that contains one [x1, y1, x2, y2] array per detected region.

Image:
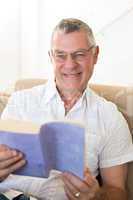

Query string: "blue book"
[[0, 120, 85, 178]]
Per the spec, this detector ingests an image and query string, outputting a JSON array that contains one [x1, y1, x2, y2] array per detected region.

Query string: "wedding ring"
[[75, 191, 80, 198]]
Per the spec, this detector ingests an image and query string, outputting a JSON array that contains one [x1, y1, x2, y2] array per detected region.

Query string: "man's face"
[[50, 30, 99, 93]]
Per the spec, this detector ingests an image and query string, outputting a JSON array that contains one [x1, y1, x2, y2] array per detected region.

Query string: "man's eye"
[[77, 53, 85, 56], [74, 53, 86, 58], [56, 54, 66, 59]]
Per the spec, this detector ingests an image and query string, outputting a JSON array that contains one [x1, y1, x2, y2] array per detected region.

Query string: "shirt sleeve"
[[99, 103, 133, 168], [1, 91, 24, 120]]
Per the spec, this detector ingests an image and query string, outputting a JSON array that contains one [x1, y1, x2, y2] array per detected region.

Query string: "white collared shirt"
[[1, 79, 133, 176]]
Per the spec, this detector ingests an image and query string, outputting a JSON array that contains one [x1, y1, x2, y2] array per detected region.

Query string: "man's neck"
[[57, 86, 83, 113]]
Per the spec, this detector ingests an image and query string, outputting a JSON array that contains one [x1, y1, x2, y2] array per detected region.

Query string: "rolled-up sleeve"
[[99, 104, 133, 168]]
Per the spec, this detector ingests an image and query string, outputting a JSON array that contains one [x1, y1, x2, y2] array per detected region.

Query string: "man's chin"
[[56, 78, 84, 93], [61, 84, 82, 93]]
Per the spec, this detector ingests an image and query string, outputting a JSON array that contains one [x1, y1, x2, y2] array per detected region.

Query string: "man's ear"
[[48, 51, 52, 63], [93, 46, 99, 64]]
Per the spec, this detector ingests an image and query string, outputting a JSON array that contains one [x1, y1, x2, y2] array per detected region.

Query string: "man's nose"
[[64, 54, 77, 68]]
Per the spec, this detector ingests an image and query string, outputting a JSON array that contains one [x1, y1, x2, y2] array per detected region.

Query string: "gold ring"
[[75, 191, 80, 198]]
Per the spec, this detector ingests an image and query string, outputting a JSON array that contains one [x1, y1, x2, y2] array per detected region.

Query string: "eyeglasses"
[[51, 45, 95, 63]]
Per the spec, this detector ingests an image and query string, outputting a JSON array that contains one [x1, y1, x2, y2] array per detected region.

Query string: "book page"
[[0, 120, 85, 179], [40, 122, 85, 178], [0, 119, 40, 133], [0, 119, 44, 177]]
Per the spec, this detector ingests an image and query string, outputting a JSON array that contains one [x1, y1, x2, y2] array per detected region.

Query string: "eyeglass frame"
[[50, 45, 96, 63]]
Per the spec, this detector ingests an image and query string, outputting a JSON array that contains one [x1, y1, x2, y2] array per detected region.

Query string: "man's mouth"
[[62, 72, 82, 78]]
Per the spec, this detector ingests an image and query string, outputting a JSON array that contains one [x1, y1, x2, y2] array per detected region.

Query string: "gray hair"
[[51, 18, 96, 46]]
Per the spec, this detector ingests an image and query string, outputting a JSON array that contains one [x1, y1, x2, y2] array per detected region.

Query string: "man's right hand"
[[0, 144, 26, 181]]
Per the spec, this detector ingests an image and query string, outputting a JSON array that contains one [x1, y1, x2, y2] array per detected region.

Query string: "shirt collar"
[[41, 78, 58, 105], [41, 78, 91, 106]]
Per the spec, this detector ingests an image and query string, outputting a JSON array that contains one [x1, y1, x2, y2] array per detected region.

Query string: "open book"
[[0, 120, 85, 178]]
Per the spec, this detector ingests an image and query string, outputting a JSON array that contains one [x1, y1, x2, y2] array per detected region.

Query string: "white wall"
[[91, 8, 133, 85], [0, 0, 20, 91], [0, 0, 133, 91], [20, 0, 41, 78]]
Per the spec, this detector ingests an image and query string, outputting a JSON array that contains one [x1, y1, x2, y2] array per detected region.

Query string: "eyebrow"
[[53, 48, 92, 53]]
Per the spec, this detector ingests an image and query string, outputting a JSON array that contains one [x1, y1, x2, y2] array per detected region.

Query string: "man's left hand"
[[62, 168, 100, 200]]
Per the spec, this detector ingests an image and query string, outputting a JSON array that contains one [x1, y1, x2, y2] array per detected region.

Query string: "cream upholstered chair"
[[15, 79, 133, 133], [1, 78, 133, 199]]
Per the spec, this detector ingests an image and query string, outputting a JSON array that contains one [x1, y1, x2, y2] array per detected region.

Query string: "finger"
[[84, 174, 99, 189], [62, 172, 81, 186], [62, 172, 99, 199], [63, 180, 90, 200], [84, 167, 92, 176], [62, 172, 89, 192], [0, 152, 24, 169], [84, 173, 95, 186], [0, 149, 19, 161], [0, 144, 10, 151], [84, 175, 100, 199], [84, 167, 99, 187], [0, 159, 26, 180], [62, 174, 79, 196], [8, 159, 26, 174], [84, 167, 96, 182], [64, 184, 77, 200]]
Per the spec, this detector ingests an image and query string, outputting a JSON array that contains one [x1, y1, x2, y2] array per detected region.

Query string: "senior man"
[[1, 18, 133, 200]]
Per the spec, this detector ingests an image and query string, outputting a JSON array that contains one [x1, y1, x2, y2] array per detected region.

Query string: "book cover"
[[0, 120, 85, 178]]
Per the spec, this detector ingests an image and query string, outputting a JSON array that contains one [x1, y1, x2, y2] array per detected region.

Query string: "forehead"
[[52, 30, 89, 51]]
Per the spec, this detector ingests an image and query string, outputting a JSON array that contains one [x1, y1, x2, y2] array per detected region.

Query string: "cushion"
[[0, 93, 9, 115]]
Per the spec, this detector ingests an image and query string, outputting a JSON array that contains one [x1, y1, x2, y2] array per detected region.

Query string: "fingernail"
[[62, 171, 69, 177], [12, 150, 17, 156], [22, 159, 27, 164]]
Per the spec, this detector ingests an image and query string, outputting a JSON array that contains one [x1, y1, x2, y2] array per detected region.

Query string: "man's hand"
[[0, 144, 26, 181], [62, 166, 128, 200], [62, 168, 100, 200]]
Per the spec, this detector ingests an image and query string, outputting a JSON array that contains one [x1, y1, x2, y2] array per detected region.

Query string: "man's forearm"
[[94, 185, 128, 200]]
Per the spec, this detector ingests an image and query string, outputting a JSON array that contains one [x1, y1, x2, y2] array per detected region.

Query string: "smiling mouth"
[[63, 72, 82, 78]]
